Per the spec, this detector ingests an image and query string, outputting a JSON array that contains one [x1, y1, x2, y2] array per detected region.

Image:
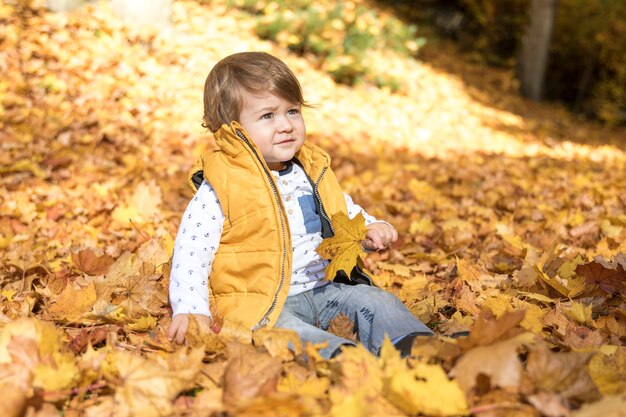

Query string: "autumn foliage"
[[1, 1, 625, 417]]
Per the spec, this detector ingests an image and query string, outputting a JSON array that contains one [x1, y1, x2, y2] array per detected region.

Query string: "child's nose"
[[277, 116, 293, 132]]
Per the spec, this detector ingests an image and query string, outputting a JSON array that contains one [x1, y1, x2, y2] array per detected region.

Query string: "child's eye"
[[288, 108, 300, 115], [261, 113, 274, 120]]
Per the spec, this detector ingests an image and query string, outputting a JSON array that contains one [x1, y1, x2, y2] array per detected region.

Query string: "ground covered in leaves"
[[1, 1, 625, 416]]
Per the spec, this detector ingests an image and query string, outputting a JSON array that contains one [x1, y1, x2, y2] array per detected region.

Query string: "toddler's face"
[[238, 90, 306, 171]]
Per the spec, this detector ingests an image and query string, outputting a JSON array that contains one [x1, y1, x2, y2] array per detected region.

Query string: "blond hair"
[[202, 52, 307, 132]]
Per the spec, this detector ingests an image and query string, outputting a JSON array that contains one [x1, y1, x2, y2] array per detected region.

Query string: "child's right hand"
[[167, 313, 212, 344]]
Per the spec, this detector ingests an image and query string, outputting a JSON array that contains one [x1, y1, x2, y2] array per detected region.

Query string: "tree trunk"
[[518, 0, 558, 101]]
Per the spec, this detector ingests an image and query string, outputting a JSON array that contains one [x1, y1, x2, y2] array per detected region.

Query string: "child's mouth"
[[276, 139, 295, 145]]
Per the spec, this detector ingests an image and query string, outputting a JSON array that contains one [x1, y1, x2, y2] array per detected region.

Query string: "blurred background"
[[40, 0, 626, 125]]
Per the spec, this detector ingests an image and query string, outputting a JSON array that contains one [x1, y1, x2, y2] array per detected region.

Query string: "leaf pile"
[[1, 1, 626, 416]]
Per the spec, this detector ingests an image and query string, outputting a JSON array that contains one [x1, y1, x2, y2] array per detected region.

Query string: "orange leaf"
[[71, 249, 113, 276], [575, 255, 626, 295], [327, 313, 358, 342], [458, 310, 526, 349]]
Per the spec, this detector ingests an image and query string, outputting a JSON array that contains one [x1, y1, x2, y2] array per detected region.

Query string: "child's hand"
[[362, 222, 398, 252], [167, 313, 212, 344]]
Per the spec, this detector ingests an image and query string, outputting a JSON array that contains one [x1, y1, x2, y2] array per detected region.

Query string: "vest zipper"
[[314, 167, 334, 235], [234, 129, 287, 331]]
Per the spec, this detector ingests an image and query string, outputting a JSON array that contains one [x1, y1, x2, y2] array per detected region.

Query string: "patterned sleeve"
[[343, 193, 389, 226], [169, 180, 224, 318]]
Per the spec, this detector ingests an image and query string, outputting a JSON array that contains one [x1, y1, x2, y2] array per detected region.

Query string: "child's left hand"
[[362, 222, 398, 252]]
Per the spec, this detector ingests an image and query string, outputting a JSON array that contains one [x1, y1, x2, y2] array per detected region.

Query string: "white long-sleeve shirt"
[[169, 163, 379, 318]]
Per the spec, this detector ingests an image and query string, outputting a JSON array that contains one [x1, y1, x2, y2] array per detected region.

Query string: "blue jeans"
[[274, 282, 433, 359]]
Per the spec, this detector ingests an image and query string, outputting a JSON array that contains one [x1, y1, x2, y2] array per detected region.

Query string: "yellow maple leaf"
[[1, 289, 17, 302], [483, 294, 547, 333], [316, 212, 367, 281], [588, 348, 626, 396], [97, 252, 168, 320], [379, 338, 468, 416], [384, 362, 468, 416], [33, 357, 79, 392], [534, 265, 586, 298], [562, 301, 594, 325], [335, 344, 384, 395], [252, 328, 302, 361], [47, 281, 98, 323], [278, 372, 330, 399], [398, 275, 429, 303], [127, 315, 157, 332]]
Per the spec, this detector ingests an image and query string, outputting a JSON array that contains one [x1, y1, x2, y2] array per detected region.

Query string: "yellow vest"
[[188, 121, 348, 330]]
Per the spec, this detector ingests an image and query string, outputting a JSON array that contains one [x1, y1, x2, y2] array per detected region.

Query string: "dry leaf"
[[451, 332, 534, 394], [458, 310, 526, 349], [587, 348, 626, 396], [71, 249, 114, 276], [575, 257, 626, 295], [222, 349, 283, 409], [327, 313, 358, 343], [524, 339, 600, 402], [47, 281, 98, 323], [105, 348, 203, 417], [253, 328, 302, 361]]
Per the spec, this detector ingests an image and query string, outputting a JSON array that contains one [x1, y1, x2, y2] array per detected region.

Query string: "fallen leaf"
[[0, 318, 79, 392], [105, 348, 203, 417], [222, 348, 283, 409], [253, 328, 302, 361], [575, 257, 626, 295], [69, 327, 107, 354], [47, 281, 98, 323], [524, 339, 600, 402], [534, 265, 586, 298], [587, 348, 626, 396], [329, 391, 368, 417], [278, 370, 329, 399], [127, 315, 157, 332], [71, 249, 114, 276], [327, 313, 358, 343], [457, 310, 526, 349], [561, 300, 594, 325], [385, 361, 468, 416], [450, 332, 534, 394]]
